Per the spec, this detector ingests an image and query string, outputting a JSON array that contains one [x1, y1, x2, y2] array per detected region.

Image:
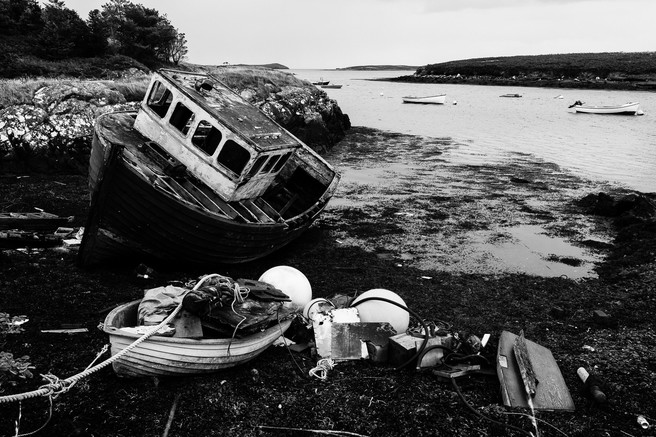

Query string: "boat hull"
[[104, 300, 292, 377], [402, 94, 446, 104], [574, 102, 641, 115], [79, 112, 339, 267]]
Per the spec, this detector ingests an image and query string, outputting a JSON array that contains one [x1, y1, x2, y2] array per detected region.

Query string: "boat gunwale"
[[104, 300, 294, 346]]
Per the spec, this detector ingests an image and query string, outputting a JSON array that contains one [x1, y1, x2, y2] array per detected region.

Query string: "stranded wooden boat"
[[78, 69, 340, 267], [401, 94, 446, 104], [103, 300, 292, 377], [321, 84, 343, 89], [569, 101, 643, 115]]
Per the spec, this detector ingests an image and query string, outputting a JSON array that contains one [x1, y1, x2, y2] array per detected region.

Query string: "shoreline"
[[375, 74, 656, 91]]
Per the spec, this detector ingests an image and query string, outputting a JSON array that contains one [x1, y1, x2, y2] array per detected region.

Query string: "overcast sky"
[[61, 0, 655, 69]]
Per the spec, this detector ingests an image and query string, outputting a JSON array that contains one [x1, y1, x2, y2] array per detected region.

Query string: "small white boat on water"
[[569, 100, 643, 115], [402, 94, 446, 105]]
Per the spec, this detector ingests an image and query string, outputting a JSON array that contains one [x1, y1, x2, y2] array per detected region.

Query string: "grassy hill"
[[337, 65, 419, 71], [390, 52, 656, 90]]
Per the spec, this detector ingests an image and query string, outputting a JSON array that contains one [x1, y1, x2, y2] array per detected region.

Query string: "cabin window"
[[147, 81, 173, 118], [272, 152, 292, 172], [169, 102, 195, 136], [246, 155, 268, 177], [191, 120, 222, 156], [217, 140, 250, 176], [261, 155, 281, 173]]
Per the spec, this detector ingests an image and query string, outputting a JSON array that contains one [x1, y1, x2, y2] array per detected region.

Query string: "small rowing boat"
[[103, 299, 293, 377], [401, 94, 446, 105], [569, 101, 643, 115]]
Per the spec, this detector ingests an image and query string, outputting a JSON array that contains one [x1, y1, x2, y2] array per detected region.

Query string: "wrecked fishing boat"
[[79, 69, 340, 267]]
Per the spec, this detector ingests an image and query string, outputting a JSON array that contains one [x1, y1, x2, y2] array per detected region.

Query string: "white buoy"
[[258, 266, 312, 310], [351, 288, 409, 334]]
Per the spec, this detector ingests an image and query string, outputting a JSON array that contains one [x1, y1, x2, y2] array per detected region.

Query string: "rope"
[[0, 274, 219, 405], [309, 358, 335, 381]]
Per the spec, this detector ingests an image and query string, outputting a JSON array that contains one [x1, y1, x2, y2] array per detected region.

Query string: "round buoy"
[[351, 288, 409, 334], [258, 266, 312, 309]]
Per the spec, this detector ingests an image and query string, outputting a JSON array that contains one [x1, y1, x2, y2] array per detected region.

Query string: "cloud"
[[377, 0, 609, 13]]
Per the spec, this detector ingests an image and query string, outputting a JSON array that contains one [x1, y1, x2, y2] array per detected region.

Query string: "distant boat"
[[554, 95, 564, 99], [569, 100, 643, 115], [321, 84, 342, 89], [500, 93, 522, 98], [401, 94, 446, 105], [312, 79, 330, 86]]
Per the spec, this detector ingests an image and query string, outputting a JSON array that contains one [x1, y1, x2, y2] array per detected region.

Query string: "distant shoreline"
[[378, 74, 656, 92]]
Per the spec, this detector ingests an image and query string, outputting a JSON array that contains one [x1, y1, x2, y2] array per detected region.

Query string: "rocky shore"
[[1, 125, 655, 436], [0, 69, 351, 174]]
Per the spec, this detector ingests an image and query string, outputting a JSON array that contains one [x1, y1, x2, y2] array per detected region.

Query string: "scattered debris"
[[577, 367, 607, 404], [497, 330, 575, 411], [593, 309, 617, 327], [637, 415, 650, 429]]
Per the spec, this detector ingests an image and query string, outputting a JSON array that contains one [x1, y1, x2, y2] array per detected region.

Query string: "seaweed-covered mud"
[[325, 127, 621, 278], [1, 127, 655, 437]]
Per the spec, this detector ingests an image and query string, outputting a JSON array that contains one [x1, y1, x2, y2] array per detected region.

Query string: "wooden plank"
[[497, 331, 575, 411], [187, 181, 251, 222], [241, 199, 275, 223], [513, 330, 538, 397], [253, 198, 283, 221], [175, 179, 230, 217]]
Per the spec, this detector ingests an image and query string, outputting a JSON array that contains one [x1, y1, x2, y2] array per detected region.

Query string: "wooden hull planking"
[[79, 112, 339, 267]]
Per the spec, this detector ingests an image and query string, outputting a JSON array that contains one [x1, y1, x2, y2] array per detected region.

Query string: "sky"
[[60, 0, 656, 69]]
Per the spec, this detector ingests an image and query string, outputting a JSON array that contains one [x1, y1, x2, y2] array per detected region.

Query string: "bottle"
[[577, 367, 607, 404]]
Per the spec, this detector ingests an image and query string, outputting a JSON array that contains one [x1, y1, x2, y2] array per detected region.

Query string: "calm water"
[[292, 69, 656, 193]]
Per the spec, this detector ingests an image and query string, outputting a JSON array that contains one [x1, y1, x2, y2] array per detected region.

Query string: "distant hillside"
[[337, 65, 419, 71], [388, 52, 656, 90]]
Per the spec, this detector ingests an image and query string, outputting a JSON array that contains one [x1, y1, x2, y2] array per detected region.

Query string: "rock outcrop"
[[0, 74, 350, 173]]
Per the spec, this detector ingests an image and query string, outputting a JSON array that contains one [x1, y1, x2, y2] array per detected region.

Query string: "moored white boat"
[[570, 101, 643, 115], [402, 94, 446, 105]]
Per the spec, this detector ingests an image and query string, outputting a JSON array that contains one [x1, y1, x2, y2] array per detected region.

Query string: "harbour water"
[[292, 69, 656, 193], [291, 69, 655, 277]]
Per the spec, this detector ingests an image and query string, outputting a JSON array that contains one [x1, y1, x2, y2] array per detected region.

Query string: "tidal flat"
[[1, 127, 655, 437]]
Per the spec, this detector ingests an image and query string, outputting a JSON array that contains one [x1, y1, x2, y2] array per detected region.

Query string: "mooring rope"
[[0, 274, 220, 405]]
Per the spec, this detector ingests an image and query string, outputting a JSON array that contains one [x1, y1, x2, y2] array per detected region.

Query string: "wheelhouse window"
[[191, 120, 222, 156], [246, 155, 268, 177], [261, 155, 281, 173], [217, 140, 250, 176], [272, 152, 292, 172], [169, 102, 195, 136], [147, 81, 173, 118]]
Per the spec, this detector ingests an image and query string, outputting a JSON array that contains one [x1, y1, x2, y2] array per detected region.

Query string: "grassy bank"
[[389, 52, 656, 91]]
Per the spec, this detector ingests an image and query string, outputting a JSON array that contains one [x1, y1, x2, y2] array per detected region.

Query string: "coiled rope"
[[0, 274, 222, 405]]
